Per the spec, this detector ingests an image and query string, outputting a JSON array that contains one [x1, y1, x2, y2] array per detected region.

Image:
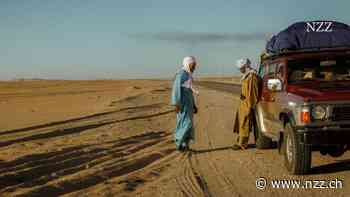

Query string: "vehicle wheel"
[[328, 145, 346, 157], [282, 123, 311, 175], [254, 113, 273, 149]]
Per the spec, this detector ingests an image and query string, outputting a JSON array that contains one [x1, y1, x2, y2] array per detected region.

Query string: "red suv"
[[254, 48, 350, 174]]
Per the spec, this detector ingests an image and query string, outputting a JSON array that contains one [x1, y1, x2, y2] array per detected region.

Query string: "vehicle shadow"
[[311, 159, 350, 174]]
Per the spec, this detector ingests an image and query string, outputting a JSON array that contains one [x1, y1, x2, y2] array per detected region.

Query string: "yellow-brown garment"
[[233, 71, 259, 145]]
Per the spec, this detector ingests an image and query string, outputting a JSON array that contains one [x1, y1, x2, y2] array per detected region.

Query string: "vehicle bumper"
[[296, 127, 350, 145]]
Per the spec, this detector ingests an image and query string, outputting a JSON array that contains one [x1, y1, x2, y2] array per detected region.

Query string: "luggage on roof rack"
[[265, 21, 350, 54]]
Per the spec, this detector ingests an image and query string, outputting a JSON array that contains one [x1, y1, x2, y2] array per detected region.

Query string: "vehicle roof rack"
[[261, 46, 350, 61]]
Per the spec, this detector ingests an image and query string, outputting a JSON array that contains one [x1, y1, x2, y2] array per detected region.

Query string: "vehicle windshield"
[[288, 58, 350, 84]]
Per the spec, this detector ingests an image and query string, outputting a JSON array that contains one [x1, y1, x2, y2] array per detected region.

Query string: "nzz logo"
[[306, 21, 333, 32]]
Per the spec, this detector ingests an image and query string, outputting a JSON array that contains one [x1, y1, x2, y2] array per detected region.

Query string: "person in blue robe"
[[171, 56, 198, 152]]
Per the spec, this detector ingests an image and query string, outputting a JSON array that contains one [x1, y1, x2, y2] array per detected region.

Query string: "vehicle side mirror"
[[267, 79, 282, 91]]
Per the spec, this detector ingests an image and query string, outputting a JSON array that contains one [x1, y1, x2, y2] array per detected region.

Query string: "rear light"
[[301, 107, 311, 124]]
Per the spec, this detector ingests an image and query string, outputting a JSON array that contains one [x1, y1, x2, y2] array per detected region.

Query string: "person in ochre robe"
[[233, 58, 259, 150]]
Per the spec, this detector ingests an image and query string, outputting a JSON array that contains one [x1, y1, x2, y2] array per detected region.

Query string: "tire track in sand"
[[172, 97, 213, 197], [187, 88, 243, 197], [203, 104, 242, 196], [174, 152, 211, 197]]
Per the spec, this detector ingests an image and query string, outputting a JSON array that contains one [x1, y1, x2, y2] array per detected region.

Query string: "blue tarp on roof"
[[266, 21, 350, 53]]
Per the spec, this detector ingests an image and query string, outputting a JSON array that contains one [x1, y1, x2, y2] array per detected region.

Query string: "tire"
[[282, 123, 311, 175], [328, 145, 346, 158], [253, 113, 273, 149]]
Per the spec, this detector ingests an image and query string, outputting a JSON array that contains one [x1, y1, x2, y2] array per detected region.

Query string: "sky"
[[1, 0, 350, 80]]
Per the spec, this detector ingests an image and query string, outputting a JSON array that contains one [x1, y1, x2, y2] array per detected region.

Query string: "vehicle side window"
[[261, 63, 277, 90], [258, 64, 264, 78], [265, 63, 277, 79], [276, 64, 285, 81]]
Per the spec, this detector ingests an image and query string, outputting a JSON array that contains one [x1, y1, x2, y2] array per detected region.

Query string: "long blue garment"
[[171, 69, 195, 149]]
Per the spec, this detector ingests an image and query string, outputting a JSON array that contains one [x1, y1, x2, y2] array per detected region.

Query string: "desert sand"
[[0, 79, 349, 197]]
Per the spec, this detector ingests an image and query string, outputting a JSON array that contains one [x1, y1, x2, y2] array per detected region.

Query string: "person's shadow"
[[191, 144, 256, 154]]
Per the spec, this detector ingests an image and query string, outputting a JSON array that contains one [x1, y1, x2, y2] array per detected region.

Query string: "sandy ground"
[[0, 79, 349, 197]]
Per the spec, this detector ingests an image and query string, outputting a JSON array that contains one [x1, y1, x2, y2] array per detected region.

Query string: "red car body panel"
[[287, 84, 350, 102]]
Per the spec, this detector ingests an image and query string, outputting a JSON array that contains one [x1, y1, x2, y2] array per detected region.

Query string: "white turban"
[[182, 56, 196, 73], [236, 58, 251, 69], [181, 56, 199, 95]]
